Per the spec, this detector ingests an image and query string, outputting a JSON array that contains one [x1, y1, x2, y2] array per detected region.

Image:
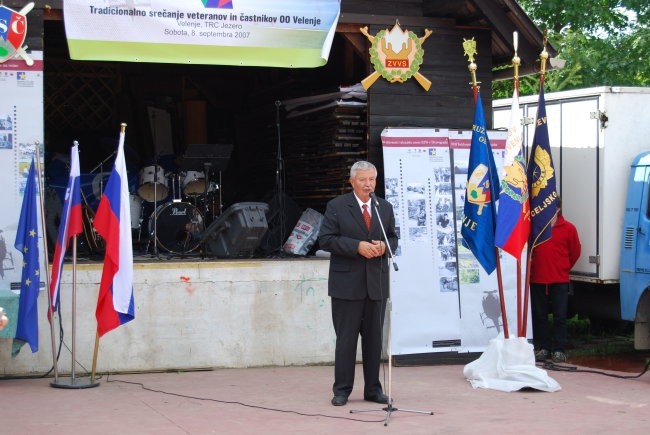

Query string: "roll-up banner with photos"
[[0, 51, 45, 291], [381, 128, 529, 355]]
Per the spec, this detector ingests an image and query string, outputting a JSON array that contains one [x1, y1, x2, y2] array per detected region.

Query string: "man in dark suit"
[[318, 161, 398, 406]]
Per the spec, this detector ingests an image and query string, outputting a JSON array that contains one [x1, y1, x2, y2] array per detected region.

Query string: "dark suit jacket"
[[318, 192, 398, 300]]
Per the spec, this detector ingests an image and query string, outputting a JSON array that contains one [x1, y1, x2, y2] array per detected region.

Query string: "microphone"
[[369, 192, 380, 209]]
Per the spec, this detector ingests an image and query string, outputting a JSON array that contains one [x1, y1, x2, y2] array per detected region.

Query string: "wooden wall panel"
[[362, 24, 492, 189]]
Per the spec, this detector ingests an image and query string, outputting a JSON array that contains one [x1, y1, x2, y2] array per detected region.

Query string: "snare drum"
[[138, 165, 169, 202], [129, 194, 143, 229], [182, 170, 206, 197], [149, 202, 204, 253]]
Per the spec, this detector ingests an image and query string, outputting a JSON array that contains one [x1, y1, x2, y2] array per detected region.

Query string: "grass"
[[565, 314, 636, 357]]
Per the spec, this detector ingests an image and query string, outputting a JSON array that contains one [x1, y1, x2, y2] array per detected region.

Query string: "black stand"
[[182, 144, 232, 209], [181, 144, 233, 253], [349, 194, 433, 426], [146, 156, 162, 259], [274, 100, 286, 254]]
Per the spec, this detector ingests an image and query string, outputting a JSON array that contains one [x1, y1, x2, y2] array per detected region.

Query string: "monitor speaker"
[[201, 202, 269, 258]]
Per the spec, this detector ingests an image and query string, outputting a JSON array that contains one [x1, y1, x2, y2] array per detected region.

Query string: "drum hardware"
[[129, 194, 143, 230], [182, 170, 206, 197], [142, 157, 165, 259], [181, 143, 233, 223], [88, 149, 117, 198], [169, 172, 184, 203]]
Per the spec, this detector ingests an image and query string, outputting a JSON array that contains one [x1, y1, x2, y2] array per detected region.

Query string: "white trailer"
[[493, 87, 650, 336]]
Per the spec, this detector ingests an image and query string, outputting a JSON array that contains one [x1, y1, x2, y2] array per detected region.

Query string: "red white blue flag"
[[495, 88, 531, 258], [49, 143, 82, 318], [93, 128, 135, 337]]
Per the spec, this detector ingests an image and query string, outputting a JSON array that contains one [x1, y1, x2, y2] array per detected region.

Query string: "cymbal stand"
[[150, 158, 161, 258], [89, 150, 116, 173], [350, 198, 433, 426], [274, 100, 286, 254]]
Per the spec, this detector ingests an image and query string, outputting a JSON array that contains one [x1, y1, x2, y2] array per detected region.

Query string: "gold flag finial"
[[540, 30, 549, 77], [462, 37, 480, 89], [512, 31, 521, 81]]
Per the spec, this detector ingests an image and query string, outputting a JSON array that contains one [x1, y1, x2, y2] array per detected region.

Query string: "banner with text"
[[64, 0, 340, 68], [382, 128, 528, 355], [0, 51, 45, 292]]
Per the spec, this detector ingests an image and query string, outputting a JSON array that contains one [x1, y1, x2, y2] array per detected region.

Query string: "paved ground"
[[3, 359, 649, 434]]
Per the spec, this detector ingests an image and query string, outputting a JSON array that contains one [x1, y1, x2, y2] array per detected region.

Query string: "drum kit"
[[129, 164, 216, 256], [131, 144, 233, 257]]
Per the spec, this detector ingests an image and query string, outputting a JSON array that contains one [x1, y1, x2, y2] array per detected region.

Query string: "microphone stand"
[[350, 193, 433, 426]]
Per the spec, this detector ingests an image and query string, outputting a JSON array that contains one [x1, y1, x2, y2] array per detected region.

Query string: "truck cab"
[[620, 151, 650, 349]]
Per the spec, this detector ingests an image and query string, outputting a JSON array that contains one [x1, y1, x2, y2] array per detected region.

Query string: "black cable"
[[105, 375, 384, 424], [540, 358, 650, 379]]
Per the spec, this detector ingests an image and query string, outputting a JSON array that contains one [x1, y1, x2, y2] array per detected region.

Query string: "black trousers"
[[331, 297, 387, 397], [531, 283, 569, 353]]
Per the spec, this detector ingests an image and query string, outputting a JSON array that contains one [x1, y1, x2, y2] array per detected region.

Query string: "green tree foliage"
[[493, 1, 650, 98]]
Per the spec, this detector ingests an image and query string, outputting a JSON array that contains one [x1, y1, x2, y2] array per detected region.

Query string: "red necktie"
[[362, 204, 371, 230]]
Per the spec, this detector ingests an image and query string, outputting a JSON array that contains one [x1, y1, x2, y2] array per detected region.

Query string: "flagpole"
[[512, 33, 524, 337], [521, 34, 550, 337], [34, 150, 59, 382], [49, 143, 99, 389], [90, 122, 132, 384], [91, 332, 99, 383], [463, 38, 509, 338]]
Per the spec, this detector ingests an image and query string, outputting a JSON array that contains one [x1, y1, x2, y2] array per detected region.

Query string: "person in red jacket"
[[530, 197, 581, 363]]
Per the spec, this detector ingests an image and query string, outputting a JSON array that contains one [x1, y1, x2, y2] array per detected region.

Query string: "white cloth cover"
[[463, 334, 561, 392]]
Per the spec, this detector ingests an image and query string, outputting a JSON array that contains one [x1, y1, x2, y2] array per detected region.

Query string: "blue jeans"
[[531, 283, 569, 353]]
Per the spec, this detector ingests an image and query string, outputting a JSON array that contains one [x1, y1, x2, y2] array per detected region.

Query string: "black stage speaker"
[[201, 202, 269, 258]]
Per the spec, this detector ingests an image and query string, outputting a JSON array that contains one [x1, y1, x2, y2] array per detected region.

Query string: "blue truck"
[[494, 87, 650, 349]]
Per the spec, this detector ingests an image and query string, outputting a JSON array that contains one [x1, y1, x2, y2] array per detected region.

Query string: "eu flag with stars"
[[527, 83, 558, 248], [462, 92, 500, 274], [12, 158, 41, 357]]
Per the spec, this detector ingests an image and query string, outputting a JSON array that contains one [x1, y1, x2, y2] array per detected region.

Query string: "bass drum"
[[149, 202, 204, 253]]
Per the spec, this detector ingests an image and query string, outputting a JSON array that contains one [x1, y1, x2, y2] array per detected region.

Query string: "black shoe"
[[364, 393, 389, 404], [331, 395, 348, 406]]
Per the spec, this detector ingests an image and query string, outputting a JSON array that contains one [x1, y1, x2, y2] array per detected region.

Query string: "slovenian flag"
[[12, 158, 40, 356], [49, 143, 83, 318], [495, 87, 531, 258], [93, 127, 135, 337], [461, 92, 500, 274]]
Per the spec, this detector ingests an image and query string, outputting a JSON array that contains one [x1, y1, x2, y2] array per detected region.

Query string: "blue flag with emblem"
[[527, 83, 558, 248], [12, 158, 41, 357], [462, 92, 500, 274]]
